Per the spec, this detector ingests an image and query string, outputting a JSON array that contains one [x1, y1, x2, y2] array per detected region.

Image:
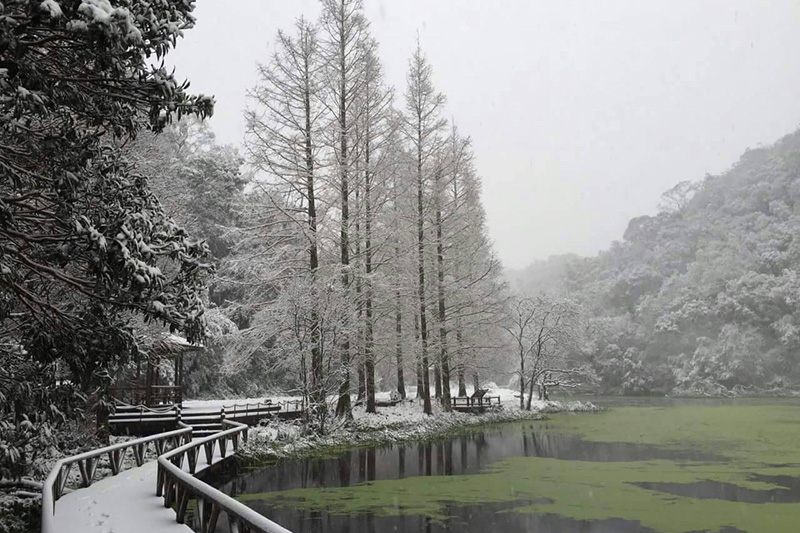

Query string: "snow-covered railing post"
[[157, 420, 290, 532], [42, 425, 193, 533]]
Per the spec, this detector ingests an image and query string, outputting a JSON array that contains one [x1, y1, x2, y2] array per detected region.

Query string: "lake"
[[211, 398, 800, 532]]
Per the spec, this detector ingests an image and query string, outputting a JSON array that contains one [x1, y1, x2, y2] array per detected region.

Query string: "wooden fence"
[[450, 395, 502, 412], [41, 423, 193, 532], [157, 420, 292, 533], [109, 399, 306, 437]]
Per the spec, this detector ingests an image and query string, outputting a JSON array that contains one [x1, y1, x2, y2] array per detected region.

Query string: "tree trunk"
[[416, 359, 424, 399], [473, 371, 480, 394], [541, 372, 550, 401], [456, 327, 467, 397], [435, 164, 450, 411], [393, 172, 406, 400], [457, 369, 467, 397], [519, 341, 526, 410], [336, 350, 352, 416], [95, 397, 110, 445], [395, 289, 406, 398], [355, 181, 365, 404], [300, 351, 309, 422], [414, 312, 423, 399], [526, 371, 537, 410], [364, 102, 376, 414], [303, 46, 324, 416], [365, 293, 375, 412], [357, 360, 366, 401], [434, 362, 441, 399], [145, 359, 153, 406], [334, 13, 351, 417], [416, 127, 432, 415]]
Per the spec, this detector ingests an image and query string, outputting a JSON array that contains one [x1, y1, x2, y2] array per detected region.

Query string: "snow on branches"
[[0, 0, 213, 480]]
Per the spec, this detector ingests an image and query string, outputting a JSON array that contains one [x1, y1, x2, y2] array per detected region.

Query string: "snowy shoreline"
[[237, 391, 600, 465]]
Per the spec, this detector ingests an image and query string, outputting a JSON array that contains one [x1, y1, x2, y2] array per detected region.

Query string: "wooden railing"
[[111, 402, 179, 420], [157, 420, 292, 533], [114, 385, 182, 406], [223, 399, 303, 418], [223, 400, 279, 419], [41, 423, 193, 532], [277, 399, 303, 413], [450, 395, 502, 408], [108, 402, 182, 437]]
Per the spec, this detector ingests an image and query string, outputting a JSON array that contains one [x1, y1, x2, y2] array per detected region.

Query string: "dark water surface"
[[209, 417, 716, 532], [207, 399, 800, 532]]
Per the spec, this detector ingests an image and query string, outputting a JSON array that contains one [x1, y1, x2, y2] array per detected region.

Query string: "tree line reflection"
[[215, 422, 686, 532]]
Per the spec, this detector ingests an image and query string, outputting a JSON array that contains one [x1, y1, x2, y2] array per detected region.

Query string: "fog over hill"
[[511, 127, 800, 395], [505, 254, 580, 297]]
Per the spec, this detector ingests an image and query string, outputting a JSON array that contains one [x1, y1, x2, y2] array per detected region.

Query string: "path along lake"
[[210, 398, 800, 532]]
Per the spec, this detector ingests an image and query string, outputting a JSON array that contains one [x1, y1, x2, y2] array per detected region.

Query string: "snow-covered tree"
[[126, 119, 245, 262], [402, 41, 447, 415], [347, 39, 395, 413], [223, 4, 509, 425], [0, 0, 213, 477], [318, 0, 373, 417], [504, 295, 584, 408], [438, 126, 507, 396], [240, 17, 334, 426]]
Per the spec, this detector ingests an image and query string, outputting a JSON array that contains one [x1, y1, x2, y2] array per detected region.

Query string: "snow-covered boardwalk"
[[53, 461, 192, 533], [48, 438, 235, 533]]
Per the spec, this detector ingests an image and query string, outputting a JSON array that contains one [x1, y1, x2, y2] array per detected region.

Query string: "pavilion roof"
[[146, 333, 203, 358]]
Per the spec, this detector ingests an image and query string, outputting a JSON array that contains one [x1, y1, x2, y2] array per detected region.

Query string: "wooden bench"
[[450, 389, 502, 413]]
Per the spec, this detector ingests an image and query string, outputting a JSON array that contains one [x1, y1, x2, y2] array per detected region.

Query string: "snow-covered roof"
[[147, 334, 203, 357]]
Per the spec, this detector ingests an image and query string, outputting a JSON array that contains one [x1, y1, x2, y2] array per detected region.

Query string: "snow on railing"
[[109, 402, 179, 424], [113, 401, 179, 414], [223, 400, 278, 419], [450, 395, 502, 408], [157, 420, 292, 533], [41, 423, 193, 532], [222, 399, 303, 418], [278, 399, 303, 413]]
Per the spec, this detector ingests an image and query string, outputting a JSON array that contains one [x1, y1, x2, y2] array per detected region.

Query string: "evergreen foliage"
[[0, 0, 212, 479], [525, 130, 800, 395]]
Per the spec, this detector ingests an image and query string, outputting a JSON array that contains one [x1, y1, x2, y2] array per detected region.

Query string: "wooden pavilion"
[[112, 334, 202, 408]]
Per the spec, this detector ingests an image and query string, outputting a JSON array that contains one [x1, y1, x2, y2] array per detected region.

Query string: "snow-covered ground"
[[183, 395, 300, 410], [35, 386, 594, 533], [48, 437, 235, 533], [49, 461, 192, 533], [184, 383, 550, 412], [239, 385, 598, 463]]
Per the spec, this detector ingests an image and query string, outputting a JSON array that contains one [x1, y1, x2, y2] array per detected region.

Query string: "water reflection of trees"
[[217, 422, 714, 533], [224, 423, 713, 509], [338, 453, 350, 487], [261, 503, 655, 533]]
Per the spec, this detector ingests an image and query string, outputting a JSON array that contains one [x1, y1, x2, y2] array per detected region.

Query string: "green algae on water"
[[237, 403, 800, 533]]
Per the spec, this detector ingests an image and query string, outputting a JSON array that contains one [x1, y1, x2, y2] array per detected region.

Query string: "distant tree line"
[[520, 130, 800, 396]]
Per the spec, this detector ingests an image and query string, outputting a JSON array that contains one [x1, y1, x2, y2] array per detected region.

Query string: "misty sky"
[[166, 0, 800, 269]]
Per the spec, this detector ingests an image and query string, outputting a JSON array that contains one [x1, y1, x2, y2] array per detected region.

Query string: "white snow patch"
[[49, 438, 235, 533], [240, 389, 598, 463], [40, 0, 63, 17], [183, 394, 301, 411]]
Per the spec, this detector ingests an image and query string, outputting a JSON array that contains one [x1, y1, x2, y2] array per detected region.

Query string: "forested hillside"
[[506, 254, 577, 297], [525, 129, 800, 395]]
